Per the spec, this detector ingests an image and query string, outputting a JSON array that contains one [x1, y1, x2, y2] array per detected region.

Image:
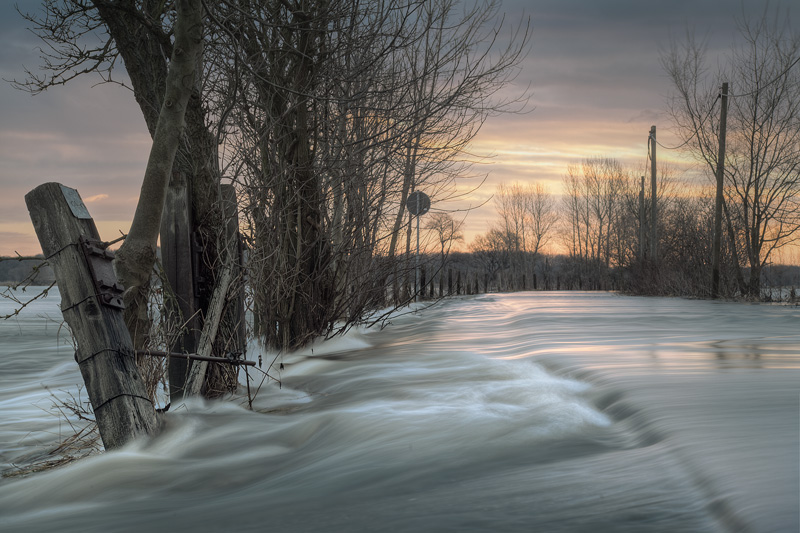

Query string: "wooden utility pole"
[[26, 183, 159, 449], [711, 82, 729, 298], [649, 126, 658, 263], [639, 176, 645, 261]]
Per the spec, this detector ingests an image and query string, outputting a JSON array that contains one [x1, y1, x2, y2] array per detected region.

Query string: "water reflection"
[[710, 341, 764, 369]]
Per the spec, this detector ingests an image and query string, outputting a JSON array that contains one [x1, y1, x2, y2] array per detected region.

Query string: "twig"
[[1, 281, 57, 320]]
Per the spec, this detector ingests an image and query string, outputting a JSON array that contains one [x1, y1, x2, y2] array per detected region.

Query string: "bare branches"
[[0, 281, 57, 320], [8, 0, 174, 94], [2, 387, 101, 478], [221, 0, 530, 349], [15, 0, 531, 354], [425, 212, 464, 259], [10, 0, 113, 93], [662, 6, 800, 296]]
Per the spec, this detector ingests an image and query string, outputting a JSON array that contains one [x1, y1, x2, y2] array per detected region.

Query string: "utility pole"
[[711, 82, 729, 298], [649, 126, 658, 263], [639, 176, 645, 261]]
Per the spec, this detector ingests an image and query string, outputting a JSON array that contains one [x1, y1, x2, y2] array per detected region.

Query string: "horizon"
[[2, 0, 798, 263]]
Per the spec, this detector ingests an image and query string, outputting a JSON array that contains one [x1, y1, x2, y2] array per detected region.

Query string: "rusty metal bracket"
[[79, 235, 125, 309]]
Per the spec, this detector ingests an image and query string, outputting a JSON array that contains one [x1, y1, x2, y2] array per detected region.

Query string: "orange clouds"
[[84, 194, 109, 203]]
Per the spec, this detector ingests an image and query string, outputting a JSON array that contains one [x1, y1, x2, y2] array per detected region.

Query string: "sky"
[[1, 0, 798, 256]]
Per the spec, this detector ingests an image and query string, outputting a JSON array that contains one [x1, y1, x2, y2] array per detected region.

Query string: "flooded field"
[[1, 289, 798, 532]]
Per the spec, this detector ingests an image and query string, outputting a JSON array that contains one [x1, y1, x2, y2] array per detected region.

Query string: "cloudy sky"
[[1, 0, 798, 255]]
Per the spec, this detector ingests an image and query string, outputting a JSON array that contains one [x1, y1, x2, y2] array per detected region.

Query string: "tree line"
[[10, 1, 799, 410], [0, 257, 54, 285], [11, 0, 529, 402], [465, 7, 800, 300], [466, 166, 722, 297]]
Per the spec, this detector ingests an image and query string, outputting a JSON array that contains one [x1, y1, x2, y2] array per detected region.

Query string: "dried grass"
[[3, 388, 102, 478]]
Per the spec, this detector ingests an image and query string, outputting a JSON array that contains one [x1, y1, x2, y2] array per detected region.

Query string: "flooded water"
[[0, 289, 798, 532]]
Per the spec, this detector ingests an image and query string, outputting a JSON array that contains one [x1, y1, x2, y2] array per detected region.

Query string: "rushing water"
[[0, 289, 798, 532]]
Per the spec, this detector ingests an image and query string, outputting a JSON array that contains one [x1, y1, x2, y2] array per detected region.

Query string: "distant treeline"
[[5, 248, 798, 296], [0, 257, 55, 285], [405, 250, 800, 302]]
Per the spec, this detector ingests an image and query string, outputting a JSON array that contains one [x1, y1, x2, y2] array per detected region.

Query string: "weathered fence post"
[[184, 255, 234, 396], [160, 173, 198, 400], [199, 183, 246, 397], [184, 184, 241, 397], [26, 183, 159, 449], [221, 184, 246, 355]]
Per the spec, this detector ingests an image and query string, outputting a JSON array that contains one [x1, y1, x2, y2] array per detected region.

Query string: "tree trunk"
[[112, 0, 204, 350], [94, 0, 223, 363], [722, 197, 747, 296]]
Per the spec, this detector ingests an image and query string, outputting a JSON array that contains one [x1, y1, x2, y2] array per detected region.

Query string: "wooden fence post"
[[221, 184, 246, 355], [420, 266, 427, 300], [26, 183, 159, 449], [200, 183, 246, 396], [184, 184, 241, 397], [160, 173, 198, 400], [184, 254, 234, 396]]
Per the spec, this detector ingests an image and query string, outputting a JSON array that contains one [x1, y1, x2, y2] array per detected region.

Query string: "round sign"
[[406, 190, 430, 216]]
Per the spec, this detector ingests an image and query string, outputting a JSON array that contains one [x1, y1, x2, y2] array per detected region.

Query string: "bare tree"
[[493, 181, 556, 289], [494, 183, 526, 287], [522, 182, 557, 289], [384, 0, 531, 262], [425, 212, 464, 284], [560, 158, 626, 267], [15, 0, 241, 397], [470, 228, 514, 291], [208, 0, 529, 349], [662, 7, 800, 297], [16, 0, 530, 358], [113, 0, 204, 348]]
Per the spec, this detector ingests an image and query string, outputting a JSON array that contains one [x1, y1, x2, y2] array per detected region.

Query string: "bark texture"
[[113, 0, 204, 349]]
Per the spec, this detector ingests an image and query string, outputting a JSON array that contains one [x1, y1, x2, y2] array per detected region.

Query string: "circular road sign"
[[406, 190, 431, 216]]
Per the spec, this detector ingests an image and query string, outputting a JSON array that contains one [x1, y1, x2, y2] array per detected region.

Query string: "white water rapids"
[[0, 289, 798, 532]]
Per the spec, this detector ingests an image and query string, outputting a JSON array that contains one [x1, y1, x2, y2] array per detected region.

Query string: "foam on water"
[[0, 289, 798, 532]]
